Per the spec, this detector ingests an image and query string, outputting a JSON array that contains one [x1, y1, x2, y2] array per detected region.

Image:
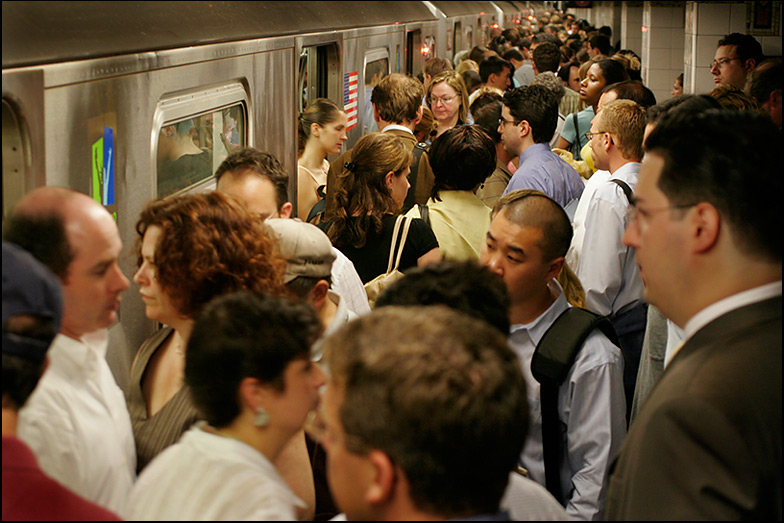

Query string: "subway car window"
[[2, 98, 28, 221], [363, 49, 390, 134], [156, 104, 246, 198]]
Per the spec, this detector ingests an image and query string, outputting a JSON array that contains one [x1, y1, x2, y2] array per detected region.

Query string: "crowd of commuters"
[[2, 6, 782, 522]]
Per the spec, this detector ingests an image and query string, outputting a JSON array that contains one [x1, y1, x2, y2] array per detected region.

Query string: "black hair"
[[718, 33, 764, 64], [532, 42, 561, 73], [645, 109, 781, 263], [589, 34, 612, 56], [595, 58, 630, 86], [428, 126, 496, 200], [214, 148, 290, 211], [471, 92, 504, 143], [375, 261, 511, 335], [479, 56, 513, 84], [502, 85, 559, 144], [645, 94, 720, 125], [185, 291, 321, 428]]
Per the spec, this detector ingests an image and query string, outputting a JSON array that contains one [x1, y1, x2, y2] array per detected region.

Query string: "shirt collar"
[[509, 280, 569, 346], [381, 124, 414, 135], [609, 161, 641, 181], [519, 142, 551, 165], [682, 281, 783, 344]]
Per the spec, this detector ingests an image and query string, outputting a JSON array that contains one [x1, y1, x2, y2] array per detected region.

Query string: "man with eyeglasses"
[[710, 32, 764, 90], [605, 109, 782, 520], [499, 86, 584, 209], [576, 99, 647, 423]]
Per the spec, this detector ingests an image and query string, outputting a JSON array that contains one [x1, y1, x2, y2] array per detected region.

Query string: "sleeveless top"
[[127, 326, 202, 474]]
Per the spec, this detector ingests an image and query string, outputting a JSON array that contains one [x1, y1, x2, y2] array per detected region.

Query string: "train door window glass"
[[2, 98, 29, 221], [364, 49, 390, 134], [454, 21, 463, 55], [423, 36, 436, 62], [298, 44, 340, 114], [406, 29, 422, 76]]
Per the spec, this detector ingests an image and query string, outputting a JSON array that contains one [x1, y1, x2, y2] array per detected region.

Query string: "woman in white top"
[[297, 98, 348, 220], [127, 291, 326, 521], [427, 70, 470, 140]]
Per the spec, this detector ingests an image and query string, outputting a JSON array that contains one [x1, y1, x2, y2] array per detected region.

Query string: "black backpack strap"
[[611, 179, 634, 204], [417, 203, 430, 228], [306, 184, 327, 224], [571, 114, 581, 161], [532, 307, 619, 504], [402, 142, 428, 213]]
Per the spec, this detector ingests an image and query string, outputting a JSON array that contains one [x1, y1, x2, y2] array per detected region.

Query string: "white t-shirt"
[[127, 425, 303, 520]]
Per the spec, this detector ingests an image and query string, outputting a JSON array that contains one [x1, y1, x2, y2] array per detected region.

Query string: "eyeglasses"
[[585, 130, 609, 140], [429, 94, 458, 105], [626, 202, 696, 226], [498, 117, 521, 127], [710, 57, 742, 69]]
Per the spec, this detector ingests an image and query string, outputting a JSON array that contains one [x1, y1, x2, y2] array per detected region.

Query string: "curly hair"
[[326, 133, 411, 249], [135, 191, 286, 318]]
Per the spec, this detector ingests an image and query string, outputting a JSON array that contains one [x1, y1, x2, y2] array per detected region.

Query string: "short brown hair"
[[214, 148, 290, 211], [370, 73, 425, 124], [595, 99, 646, 161], [323, 306, 527, 518], [135, 191, 286, 317]]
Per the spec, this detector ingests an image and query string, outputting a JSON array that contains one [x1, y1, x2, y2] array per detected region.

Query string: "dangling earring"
[[254, 407, 270, 427]]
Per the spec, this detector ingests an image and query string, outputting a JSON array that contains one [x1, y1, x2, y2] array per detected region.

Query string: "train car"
[[2, 0, 501, 388]]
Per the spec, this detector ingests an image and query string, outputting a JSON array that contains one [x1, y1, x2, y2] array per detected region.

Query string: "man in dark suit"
[[606, 109, 782, 519]]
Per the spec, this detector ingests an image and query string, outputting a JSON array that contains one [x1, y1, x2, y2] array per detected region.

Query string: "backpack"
[[531, 307, 619, 504], [306, 184, 327, 225], [401, 142, 429, 213]]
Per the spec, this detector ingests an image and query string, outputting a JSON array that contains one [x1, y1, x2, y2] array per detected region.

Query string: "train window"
[[454, 22, 463, 54], [154, 83, 249, 198], [406, 29, 422, 76], [2, 98, 29, 221]]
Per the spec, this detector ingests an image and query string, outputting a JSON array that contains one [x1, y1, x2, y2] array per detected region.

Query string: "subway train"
[[2, 0, 533, 387]]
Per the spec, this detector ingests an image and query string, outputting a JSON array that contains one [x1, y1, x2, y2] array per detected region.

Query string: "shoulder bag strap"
[[611, 179, 634, 203], [385, 215, 405, 274], [391, 216, 413, 272], [403, 142, 428, 212], [571, 113, 581, 161]]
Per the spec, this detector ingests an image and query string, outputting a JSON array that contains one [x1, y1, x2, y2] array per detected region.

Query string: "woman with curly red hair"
[[128, 191, 287, 473]]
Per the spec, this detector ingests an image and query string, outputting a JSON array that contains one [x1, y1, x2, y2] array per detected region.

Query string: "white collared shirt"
[[380, 123, 415, 135], [576, 161, 644, 316], [18, 330, 136, 515], [128, 425, 303, 520], [507, 281, 627, 521], [331, 247, 371, 316], [666, 281, 783, 367], [566, 169, 610, 270]]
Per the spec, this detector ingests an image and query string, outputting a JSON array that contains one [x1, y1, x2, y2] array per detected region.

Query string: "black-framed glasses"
[[498, 117, 520, 127], [710, 57, 742, 69]]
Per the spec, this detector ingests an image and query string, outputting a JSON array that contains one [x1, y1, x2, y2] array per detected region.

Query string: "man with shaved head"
[[3, 187, 135, 514]]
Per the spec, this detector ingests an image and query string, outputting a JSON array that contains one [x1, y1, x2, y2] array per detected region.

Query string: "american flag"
[[344, 71, 358, 131]]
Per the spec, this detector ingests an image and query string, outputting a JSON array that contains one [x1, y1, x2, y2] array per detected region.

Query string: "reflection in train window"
[[156, 104, 245, 198], [363, 49, 390, 134]]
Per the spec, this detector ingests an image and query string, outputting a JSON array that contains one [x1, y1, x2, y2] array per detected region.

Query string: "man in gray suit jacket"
[[605, 109, 782, 520]]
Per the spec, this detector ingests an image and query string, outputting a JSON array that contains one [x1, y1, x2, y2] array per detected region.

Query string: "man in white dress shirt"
[[480, 190, 626, 520], [575, 99, 647, 421], [6, 187, 136, 514]]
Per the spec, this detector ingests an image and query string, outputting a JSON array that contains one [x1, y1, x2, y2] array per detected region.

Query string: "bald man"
[[4, 188, 136, 515]]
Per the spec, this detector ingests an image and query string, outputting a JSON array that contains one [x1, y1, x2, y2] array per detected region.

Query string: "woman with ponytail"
[[321, 132, 441, 283], [297, 99, 348, 220]]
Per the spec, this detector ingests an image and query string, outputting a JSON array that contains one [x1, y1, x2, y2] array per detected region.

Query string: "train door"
[[406, 28, 436, 77], [297, 42, 341, 114], [362, 48, 390, 135]]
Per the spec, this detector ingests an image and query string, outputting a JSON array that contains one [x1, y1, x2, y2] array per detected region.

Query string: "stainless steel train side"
[[2, 1, 523, 389]]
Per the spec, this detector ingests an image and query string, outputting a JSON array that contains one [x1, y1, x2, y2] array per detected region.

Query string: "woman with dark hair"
[[128, 291, 325, 520], [556, 58, 629, 160], [322, 132, 441, 283], [129, 191, 287, 474], [406, 126, 495, 261], [297, 98, 348, 220]]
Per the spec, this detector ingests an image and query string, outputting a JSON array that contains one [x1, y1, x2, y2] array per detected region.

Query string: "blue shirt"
[[560, 106, 595, 160], [503, 143, 585, 208], [508, 281, 627, 521]]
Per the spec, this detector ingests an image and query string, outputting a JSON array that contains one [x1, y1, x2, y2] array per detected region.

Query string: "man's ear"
[[364, 449, 397, 505], [412, 105, 424, 126], [308, 279, 330, 309], [545, 256, 565, 284], [279, 202, 294, 219], [690, 202, 721, 254]]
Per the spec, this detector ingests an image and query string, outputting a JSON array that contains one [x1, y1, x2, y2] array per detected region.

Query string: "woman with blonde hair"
[[323, 132, 441, 283], [427, 70, 470, 139], [297, 98, 348, 220]]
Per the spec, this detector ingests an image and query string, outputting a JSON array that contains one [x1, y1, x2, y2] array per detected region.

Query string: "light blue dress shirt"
[[503, 143, 585, 208], [507, 281, 627, 521]]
